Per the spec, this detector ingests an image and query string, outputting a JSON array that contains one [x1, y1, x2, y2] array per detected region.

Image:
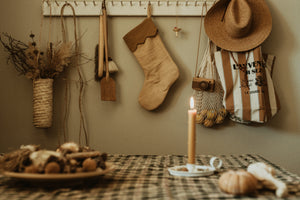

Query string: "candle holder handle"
[[209, 157, 223, 170]]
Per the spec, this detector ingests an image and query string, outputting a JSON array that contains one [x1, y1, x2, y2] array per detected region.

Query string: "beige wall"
[[1, 0, 299, 175]]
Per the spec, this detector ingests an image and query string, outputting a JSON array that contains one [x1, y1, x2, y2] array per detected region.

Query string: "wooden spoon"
[[100, 5, 116, 101], [98, 14, 104, 78]]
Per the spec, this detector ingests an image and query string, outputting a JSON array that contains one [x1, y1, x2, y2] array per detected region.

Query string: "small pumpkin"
[[206, 110, 218, 120], [199, 109, 208, 117], [196, 114, 205, 124], [219, 170, 258, 195], [218, 107, 227, 117], [203, 119, 214, 128], [215, 114, 225, 124]]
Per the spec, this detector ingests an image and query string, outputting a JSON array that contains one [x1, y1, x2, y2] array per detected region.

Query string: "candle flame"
[[190, 97, 194, 109]]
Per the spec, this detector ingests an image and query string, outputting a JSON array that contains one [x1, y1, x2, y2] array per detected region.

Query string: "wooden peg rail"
[[43, 0, 214, 16]]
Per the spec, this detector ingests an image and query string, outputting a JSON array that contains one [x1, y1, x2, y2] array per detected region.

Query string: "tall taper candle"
[[188, 97, 196, 164]]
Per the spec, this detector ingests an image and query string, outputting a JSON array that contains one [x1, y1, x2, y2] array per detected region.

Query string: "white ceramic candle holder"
[[168, 157, 222, 177]]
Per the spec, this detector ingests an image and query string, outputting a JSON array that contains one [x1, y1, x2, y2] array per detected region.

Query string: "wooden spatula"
[[100, 5, 116, 101]]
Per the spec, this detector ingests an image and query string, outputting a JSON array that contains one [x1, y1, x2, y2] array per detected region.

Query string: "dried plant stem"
[[0, 33, 30, 75]]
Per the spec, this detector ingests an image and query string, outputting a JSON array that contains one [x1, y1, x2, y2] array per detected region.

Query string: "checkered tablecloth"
[[0, 154, 300, 200]]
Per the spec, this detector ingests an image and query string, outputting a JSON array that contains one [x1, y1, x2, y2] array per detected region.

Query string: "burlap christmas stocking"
[[123, 17, 179, 110]]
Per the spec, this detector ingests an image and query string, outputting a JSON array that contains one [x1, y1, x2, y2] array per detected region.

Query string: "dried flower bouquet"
[[0, 32, 73, 80], [0, 32, 74, 128]]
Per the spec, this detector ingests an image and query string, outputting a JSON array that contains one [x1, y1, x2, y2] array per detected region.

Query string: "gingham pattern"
[[0, 154, 299, 200]]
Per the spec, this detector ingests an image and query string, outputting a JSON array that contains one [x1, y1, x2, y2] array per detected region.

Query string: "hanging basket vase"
[[32, 78, 54, 128]]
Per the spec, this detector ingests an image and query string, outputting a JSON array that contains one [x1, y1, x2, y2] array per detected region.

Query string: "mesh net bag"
[[193, 41, 227, 127]]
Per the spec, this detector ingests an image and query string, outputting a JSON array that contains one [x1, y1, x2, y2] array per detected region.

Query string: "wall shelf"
[[43, 0, 213, 16]]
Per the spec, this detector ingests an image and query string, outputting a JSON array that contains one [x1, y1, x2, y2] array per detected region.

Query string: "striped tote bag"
[[214, 46, 280, 123]]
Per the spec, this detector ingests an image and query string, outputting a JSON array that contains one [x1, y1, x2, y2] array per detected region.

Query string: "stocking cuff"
[[123, 18, 158, 52]]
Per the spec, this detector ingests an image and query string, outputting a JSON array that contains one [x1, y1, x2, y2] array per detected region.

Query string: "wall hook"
[[43, 0, 213, 16], [173, 27, 182, 37]]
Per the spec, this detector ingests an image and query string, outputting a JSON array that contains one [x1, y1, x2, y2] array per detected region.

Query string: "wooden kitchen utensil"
[[100, 3, 116, 101], [98, 14, 104, 78]]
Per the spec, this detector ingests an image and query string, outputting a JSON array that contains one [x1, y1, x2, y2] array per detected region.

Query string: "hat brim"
[[204, 0, 272, 52]]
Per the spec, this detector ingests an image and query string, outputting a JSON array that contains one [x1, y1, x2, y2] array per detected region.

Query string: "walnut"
[[82, 158, 97, 172]]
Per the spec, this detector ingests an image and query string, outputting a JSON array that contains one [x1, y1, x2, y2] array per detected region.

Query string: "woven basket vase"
[[32, 78, 54, 128]]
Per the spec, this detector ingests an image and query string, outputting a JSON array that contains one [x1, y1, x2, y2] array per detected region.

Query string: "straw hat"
[[204, 0, 272, 52]]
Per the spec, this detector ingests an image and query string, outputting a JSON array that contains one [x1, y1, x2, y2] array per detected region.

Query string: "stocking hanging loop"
[[147, 2, 152, 18]]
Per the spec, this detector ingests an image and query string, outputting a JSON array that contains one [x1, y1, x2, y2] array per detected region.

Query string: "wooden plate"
[[3, 163, 114, 183]]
